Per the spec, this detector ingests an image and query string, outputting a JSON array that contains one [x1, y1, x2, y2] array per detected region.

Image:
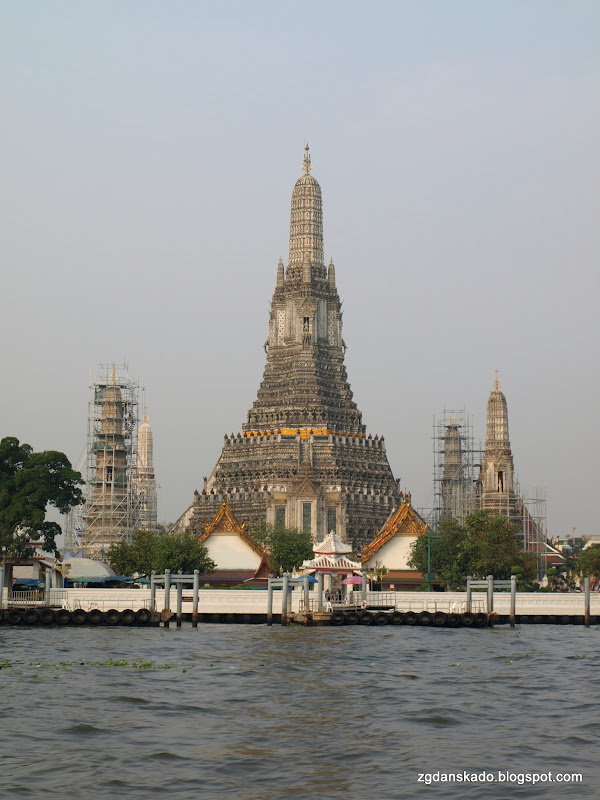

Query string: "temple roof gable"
[[362, 498, 427, 562], [199, 500, 264, 558]]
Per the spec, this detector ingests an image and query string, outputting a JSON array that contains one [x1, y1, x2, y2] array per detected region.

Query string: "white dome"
[[62, 558, 117, 579]]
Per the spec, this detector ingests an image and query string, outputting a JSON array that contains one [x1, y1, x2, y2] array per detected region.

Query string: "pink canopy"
[[341, 575, 364, 585]]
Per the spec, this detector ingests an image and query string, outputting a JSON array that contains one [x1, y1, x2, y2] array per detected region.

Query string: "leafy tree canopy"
[[578, 544, 600, 580], [407, 510, 537, 589], [0, 436, 83, 557], [107, 530, 216, 576], [156, 522, 174, 535], [249, 523, 314, 574]]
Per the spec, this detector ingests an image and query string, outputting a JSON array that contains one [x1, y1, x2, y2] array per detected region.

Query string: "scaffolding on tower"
[[515, 483, 548, 578], [429, 409, 483, 530], [80, 362, 142, 559]]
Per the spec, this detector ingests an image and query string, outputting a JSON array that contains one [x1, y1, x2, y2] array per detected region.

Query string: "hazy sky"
[[2, 1, 598, 539]]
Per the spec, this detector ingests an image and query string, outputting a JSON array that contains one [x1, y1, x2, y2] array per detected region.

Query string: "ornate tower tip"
[[450, 414, 455, 425], [110, 365, 116, 384], [302, 143, 313, 175], [143, 413, 149, 424], [494, 369, 500, 390]]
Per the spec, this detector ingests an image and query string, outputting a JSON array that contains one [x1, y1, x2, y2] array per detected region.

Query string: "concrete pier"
[[1, 586, 599, 627]]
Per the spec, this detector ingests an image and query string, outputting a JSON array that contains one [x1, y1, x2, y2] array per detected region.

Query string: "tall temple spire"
[[171, 151, 398, 549], [133, 412, 158, 532], [254, 150, 362, 433], [287, 145, 324, 276], [476, 376, 546, 564], [136, 414, 154, 471], [480, 377, 515, 497], [486, 379, 511, 453]]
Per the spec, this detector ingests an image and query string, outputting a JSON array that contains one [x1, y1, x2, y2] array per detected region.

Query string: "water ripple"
[[1, 625, 599, 799]]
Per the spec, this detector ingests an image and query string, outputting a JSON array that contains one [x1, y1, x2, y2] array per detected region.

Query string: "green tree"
[[107, 530, 216, 576], [464, 511, 536, 581], [408, 518, 470, 589], [578, 545, 600, 581], [107, 530, 157, 575], [156, 522, 174, 535], [408, 511, 537, 589], [366, 562, 388, 590], [561, 538, 587, 587], [249, 523, 314, 574], [0, 436, 83, 557]]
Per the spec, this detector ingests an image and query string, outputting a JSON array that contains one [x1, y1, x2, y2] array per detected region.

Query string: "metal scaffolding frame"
[[80, 362, 142, 559], [429, 409, 482, 530], [424, 407, 548, 576], [515, 484, 548, 577]]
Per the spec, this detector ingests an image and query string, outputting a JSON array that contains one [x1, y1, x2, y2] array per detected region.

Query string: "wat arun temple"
[[173, 147, 400, 549]]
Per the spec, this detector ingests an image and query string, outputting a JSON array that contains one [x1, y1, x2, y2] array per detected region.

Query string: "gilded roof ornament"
[[110, 365, 116, 384], [302, 143, 313, 175], [494, 369, 500, 390], [450, 414, 455, 425]]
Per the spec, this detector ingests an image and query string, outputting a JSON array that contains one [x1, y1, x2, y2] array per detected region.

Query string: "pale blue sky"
[[1, 1, 598, 537]]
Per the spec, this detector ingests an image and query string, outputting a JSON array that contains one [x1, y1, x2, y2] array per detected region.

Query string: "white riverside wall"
[[40, 588, 600, 617]]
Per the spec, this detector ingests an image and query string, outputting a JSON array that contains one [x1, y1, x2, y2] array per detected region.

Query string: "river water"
[[1, 623, 598, 800]]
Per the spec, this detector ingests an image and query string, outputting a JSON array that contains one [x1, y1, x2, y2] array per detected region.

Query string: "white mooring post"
[[303, 574, 310, 613], [584, 577, 591, 628], [487, 575, 494, 614], [150, 570, 157, 612], [281, 573, 289, 626], [317, 572, 324, 611], [192, 570, 199, 628], [510, 574, 517, 627], [44, 568, 51, 607], [176, 571, 183, 628], [164, 569, 171, 627], [466, 576, 472, 613], [267, 576, 273, 626], [0, 568, 4, 610]]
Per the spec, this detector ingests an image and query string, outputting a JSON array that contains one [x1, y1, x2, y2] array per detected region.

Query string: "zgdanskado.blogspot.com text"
[[417, 771, 583, 786]]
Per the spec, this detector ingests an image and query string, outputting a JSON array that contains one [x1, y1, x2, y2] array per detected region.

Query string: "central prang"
[[172, 148, 399, 549]]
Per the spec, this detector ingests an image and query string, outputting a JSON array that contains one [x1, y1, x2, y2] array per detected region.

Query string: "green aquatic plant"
[[23, 658, 174, 671]]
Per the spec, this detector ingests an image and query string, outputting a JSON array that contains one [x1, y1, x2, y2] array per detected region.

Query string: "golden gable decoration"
[[199, 500, 264, 558], [361, 495, 427, 563]]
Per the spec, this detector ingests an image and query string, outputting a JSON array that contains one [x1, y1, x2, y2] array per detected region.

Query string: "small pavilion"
[[300, 532, 362, 598]]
